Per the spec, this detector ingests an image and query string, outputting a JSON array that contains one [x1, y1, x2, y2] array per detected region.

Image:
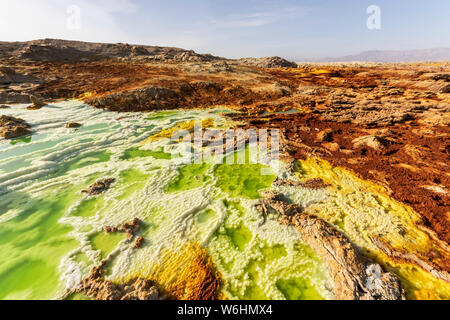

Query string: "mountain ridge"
[[297, 48, 450, 63]]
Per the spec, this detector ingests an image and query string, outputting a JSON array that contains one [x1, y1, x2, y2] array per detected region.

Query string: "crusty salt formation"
[[0, 101, 448, 300]]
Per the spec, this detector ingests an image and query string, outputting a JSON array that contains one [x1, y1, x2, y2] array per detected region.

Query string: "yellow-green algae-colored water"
[[1, 101, 447, 300], [0, 101, 333, 300]]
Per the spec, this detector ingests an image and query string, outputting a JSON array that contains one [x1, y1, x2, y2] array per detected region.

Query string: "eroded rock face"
[[353, 135, 388, 151], [316, 129, 334, 142], [258, 190, 405, 300], [81, 178, 116, 195], [27, 95, 46, 110], [0, 66, 15, 84], [0, 115, 31, 139], [86, 86, 180, 112]]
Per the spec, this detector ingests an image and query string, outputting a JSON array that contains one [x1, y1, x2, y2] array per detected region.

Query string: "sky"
[[1, 0, 449, 59]]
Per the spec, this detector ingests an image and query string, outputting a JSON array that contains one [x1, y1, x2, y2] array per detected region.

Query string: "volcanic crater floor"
[[0, 56, 449, 300]]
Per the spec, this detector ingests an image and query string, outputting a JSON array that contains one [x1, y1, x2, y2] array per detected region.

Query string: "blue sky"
[[1, 0, 449, 59]]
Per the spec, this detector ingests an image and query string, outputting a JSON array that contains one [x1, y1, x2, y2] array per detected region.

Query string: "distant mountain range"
[[298, 48, 450, 63]]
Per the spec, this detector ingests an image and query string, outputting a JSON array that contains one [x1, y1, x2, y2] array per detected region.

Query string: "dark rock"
[[82, 178, 116, 195], [27, 95, 46, 110], [0, 115, 31, 139], [133, 236, 144, 249], [316, 129, 334, 142], [66, 122, 82, 128]]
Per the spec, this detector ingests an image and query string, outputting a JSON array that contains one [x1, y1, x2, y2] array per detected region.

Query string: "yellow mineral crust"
[[295, 157, 450, 299], [142, 118, 214, 144], [115, 241, 221, 300]]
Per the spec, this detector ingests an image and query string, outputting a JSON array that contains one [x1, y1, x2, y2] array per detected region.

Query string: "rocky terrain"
[[0, 115, 31, 139], [0, 39, 448, 300], [257, 190, 404, 300]]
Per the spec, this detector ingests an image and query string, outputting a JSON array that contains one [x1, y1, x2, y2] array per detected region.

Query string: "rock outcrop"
[[0, 115, 32, 139], [82, 178, 116, 195], [352, 135, 388, 151], [27, 95, 46, 110], [257, 190, 405, 300], [104, 218, 143, 240], [1, 39, 221, 63], [74, 260, 161, 300]]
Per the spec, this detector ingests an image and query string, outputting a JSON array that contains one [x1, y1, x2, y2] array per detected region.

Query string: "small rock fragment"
[[316, 129, 334, 142], [66, 122, 82, 128], [323, 142, 340, 152], [82, 178, 116, 195], [133, 236, 144, 249], [353, 135, 388, 151], [27, 95, 46, 110]]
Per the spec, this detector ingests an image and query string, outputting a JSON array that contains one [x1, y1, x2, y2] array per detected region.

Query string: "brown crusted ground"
[[1, 60, 287, 109], [237, 112, 450, 245], [1, 56, 449, 245]]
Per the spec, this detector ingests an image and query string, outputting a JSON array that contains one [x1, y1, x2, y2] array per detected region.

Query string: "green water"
[[10, 136, 32, 145], [116, 168, 152, 200], [64, 292, 92, 300], [196, 209, 216, 224], [214, 163, 275, 199], [0, 185, 83, 299], [166, 163, 211, 192], [89, 232, 125, 260], [147, 110, 179, 121], [73, 252, 90, 265], [276, 278, 324, 300], [120, 147, 172, 161], [71, 197, 105, 218], [206, 198, 330, 300], [224, 224, 253, 251]]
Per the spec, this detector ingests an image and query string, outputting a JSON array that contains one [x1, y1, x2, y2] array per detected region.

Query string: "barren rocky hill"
[[0, 38, 222, 63], [0, 39, 298, 66]]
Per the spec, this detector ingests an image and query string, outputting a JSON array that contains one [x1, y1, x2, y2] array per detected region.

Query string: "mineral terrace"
[[0, 39, 449, 300]]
